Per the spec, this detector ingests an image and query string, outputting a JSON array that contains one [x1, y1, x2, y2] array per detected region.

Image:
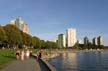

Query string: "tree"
[[40, 40, 46, 49], [31, 36, 40, 49], [3, 24, 22, 48], [21, 32, 32, 47], [88, 42, 92, 49], [45, 41, 57, 49], [0, 26, 7, 48], [2, 24, 58, 49], [98, 45, 104, 49], [73, 42, 79, 49]]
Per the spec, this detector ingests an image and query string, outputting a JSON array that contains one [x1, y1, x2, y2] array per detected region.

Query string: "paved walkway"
[[0, 58, 41, 71]]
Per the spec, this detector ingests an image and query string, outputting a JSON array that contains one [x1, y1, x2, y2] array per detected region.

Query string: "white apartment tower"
[[10, 17, 29, 34], [66, 28, 77, 47], [22, 23, 29, 34]]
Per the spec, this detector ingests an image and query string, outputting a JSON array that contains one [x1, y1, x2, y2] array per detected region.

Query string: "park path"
[[0, 58, 41, 71]]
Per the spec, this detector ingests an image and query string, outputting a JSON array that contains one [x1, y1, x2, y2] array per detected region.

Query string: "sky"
[[0, 0, 108, 45]]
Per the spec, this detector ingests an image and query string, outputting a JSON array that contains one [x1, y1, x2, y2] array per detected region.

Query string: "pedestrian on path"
[[37, 50, 42, 59], [16, 49, 20, 60], [21, 50, 25, 60], [29, 49, 33, 57], [26, 49, 30, 59]]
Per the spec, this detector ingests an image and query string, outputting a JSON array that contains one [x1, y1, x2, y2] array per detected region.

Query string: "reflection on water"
[[49, 51, 108, 71]]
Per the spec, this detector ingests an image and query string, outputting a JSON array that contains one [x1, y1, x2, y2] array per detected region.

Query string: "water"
[[49, 51, 108, 71]]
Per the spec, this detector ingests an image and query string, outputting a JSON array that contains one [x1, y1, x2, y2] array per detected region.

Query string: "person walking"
[[21, 50, 25, 61], [29, 49, 33, 57], [38, 50, 42, 59], [26, 49, 30, 59], [16, 49, 20, 60]]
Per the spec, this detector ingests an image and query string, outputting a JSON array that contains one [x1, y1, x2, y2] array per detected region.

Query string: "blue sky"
[[0, 0, 108, 45]]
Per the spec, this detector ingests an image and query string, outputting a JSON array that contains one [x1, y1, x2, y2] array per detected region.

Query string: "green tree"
[[0, 26, 7, 47], [40, 40, 46, 49], [45, 41, 57, 49], [4, 24, 22, 48], [31, 36, 40, 49], [73, 42, 79, 49], [21, 32, 32, 47], [88, 42, 92, 49]]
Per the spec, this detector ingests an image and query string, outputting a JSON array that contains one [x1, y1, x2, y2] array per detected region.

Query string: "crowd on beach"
[[15, 49, 33, 60]]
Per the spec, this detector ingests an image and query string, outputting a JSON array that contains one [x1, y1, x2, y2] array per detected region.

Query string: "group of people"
[[16, 49, 32, 60]]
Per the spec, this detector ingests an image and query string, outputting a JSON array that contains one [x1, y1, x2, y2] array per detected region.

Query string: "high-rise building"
[[15, 17, 24, 30], [58, 34, 66, 48], [97, 36, 103, 45], [10, 19, 16, 25], [92, 37, 97, 45], [66, 28, 77, 47], [22, 23, 29, 34], [84, 36, 89, 45], [10, 17, 29, 34]]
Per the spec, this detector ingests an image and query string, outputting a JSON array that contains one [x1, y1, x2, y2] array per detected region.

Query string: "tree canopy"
[[0, 24, 57, 49], [3, 24, 22, 48], [0, 26, 7, 46]]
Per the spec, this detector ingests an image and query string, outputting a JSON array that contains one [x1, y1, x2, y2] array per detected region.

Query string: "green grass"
[[0, 49, 15, 69]]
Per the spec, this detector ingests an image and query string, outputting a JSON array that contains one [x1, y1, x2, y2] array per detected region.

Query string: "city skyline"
[[0, 0, 108, 46]]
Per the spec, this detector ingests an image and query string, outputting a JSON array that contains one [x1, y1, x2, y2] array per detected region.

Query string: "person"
[[16, 49, 20, 60], [21, 50, 25, 61], [26, 49, 30, 59], [38, 50, 42, 59], [29, 49, 33, 57]]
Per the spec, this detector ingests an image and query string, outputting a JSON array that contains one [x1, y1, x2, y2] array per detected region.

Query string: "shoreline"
[[48, 49, 108, 53], [32, 52, 58, 71], [33, 49, 108, 71], [40, 59, 57, 71]]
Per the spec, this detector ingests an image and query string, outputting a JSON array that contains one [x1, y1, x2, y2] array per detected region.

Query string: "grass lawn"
[[0, 49, 15, 69]]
